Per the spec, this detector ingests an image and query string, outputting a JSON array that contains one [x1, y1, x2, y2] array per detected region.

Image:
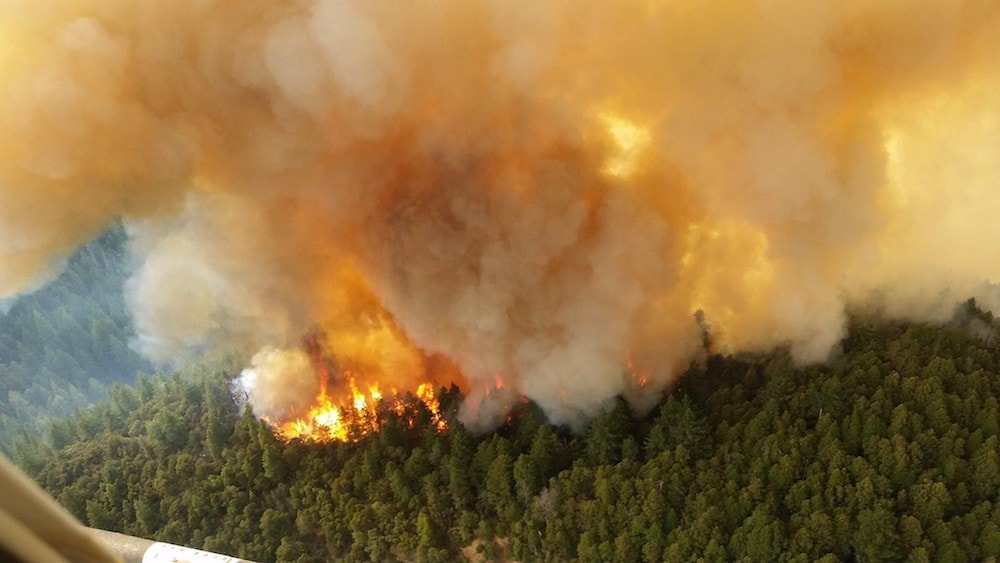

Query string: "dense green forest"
[[0, 225, 150, 454], [18, 303, 1000, 562]]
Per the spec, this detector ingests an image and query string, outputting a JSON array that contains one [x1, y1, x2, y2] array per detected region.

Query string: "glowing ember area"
[[626, 357, 650, 390]]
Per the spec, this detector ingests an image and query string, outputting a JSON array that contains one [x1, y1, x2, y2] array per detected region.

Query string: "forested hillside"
[[22, 307, 1000, 562], [0, 225, 150, 454]]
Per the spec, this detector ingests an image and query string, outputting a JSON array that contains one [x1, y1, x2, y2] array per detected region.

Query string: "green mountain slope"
[[22, 313, 1000, 562], [0, 224, 151, 454]]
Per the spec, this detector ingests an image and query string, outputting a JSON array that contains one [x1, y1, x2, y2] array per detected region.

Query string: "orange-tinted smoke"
[[3, 1, 1000, 428]]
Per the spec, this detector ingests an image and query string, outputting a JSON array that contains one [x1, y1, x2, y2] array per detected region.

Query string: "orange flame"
[[252, 264, 462, 442], [269, 372, 449, 442], [416, 383, 447, 432], [626, 356, 650, 389]]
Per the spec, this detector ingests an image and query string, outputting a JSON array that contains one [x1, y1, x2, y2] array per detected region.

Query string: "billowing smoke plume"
[[4, 1, 1000, 428]]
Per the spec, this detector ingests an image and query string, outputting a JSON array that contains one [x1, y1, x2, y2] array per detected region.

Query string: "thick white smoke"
[[238, 347, 318, 422], [3, 1, 1000, 428]]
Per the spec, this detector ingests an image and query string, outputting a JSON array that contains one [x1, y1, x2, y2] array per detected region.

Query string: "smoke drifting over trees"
[[3, 1, 1000, 427]]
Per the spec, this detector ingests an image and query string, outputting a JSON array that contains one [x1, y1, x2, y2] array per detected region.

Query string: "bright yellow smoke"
[[4, 1, 1000, 428]]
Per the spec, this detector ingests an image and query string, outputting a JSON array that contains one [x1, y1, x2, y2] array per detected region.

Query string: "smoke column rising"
[[3, 0, 1000, 428]]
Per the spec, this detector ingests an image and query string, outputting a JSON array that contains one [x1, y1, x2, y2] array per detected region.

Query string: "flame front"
[[271, 374, 448, 443], [238, 274, 463, 443], [416, 383, 447, 433]]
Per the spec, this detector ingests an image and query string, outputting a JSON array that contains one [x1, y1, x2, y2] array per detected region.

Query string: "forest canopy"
[[16, 304, 1000, 562], [0, 224, 150, 455]]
